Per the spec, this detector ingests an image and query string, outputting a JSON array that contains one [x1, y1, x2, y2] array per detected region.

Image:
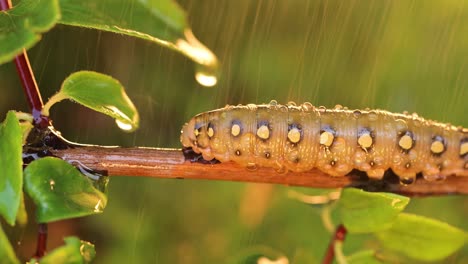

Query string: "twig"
[[1, 0, 49, 257], [322, 224, 347, 264], [34, 224, 48, 258], [51, 145, 468, 196], [0, 0, 49, 127]]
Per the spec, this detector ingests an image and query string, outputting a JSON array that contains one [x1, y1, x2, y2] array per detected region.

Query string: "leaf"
[[347, 250, 383, 264], [0, 224, 20, 264], [336, 188, 409, 234], [34, 236, 95, 264], [376, 213, 467, 261], [42, 71, 139, 132], [0, 111, 23, 225], [24, 157, 108, 223], [58, 0, 218, 85], [0, 0, 60, 65]]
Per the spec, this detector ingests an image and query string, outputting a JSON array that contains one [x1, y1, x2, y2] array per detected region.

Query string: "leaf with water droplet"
[[30, 236, 95, 264], [58, 0, 218, 86], [0, 111, 23, 226], [0, 224, 20, 264], [335, 188, 409, 234], [375, 213, 467, 261], [42, 71, 139, 132], [24, 157, 108, 222], [0, 0, 60, 65]]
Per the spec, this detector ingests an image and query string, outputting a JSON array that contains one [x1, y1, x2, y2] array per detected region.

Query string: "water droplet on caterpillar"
[[269, 100, 278, 106], [368, 111, 378, 121], [334, 104, 343, 110], [353, 110, 362, 118]]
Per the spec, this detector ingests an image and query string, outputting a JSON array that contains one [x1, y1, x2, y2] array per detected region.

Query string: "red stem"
[[1, 0, 49, 258], [322, 224, 347, 264], [1, 0, 49, 127], [34, 224, 48, 258]]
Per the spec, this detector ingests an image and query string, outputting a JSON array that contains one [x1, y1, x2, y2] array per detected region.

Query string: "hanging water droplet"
[[68, 160, 109, 192], [175, 29, 219, 87], [195, 67, 218, 87], [94, 199, 104, 213], [116, 119, 134, 131]]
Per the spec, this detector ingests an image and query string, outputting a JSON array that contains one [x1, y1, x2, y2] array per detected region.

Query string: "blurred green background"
[[1, 0, 467, 263]]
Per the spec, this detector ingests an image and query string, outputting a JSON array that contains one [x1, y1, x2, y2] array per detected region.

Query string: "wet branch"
[[50, 145, 468, 196], [322, 224, 347, 264]]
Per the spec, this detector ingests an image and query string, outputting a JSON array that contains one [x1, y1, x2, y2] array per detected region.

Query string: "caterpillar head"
[[181, 118, 197, 148], [180, 115, 211, 151]]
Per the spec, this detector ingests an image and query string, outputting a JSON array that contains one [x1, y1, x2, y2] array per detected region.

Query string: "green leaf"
[[35, 236, 95, 264], [24, 157, 108, 223], [376, 213, 467, 261], [58, 0, 218, 84], [0, 111, 23, 225], [43, 71, 139, 131], [0, 0, 60, 65], [347, 250, 383, 264], [336, 188, 409, 234], [0, 224, 20, 264]]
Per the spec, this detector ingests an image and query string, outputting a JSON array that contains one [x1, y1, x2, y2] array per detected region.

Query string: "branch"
[[0, 0, 49, 127], [50, 146, 468, 196]]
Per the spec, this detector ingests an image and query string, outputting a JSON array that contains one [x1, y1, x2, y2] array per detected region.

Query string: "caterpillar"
[[181, 101, 467, 183]]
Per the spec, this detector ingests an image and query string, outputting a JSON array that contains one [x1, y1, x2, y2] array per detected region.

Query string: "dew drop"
[[269, 100, 278, 106], [353, 110, 362, 118], [175, 30, 219, 87], [116, 119, 134, 131], [49, 180, 55, 190], [195, 70, 218, 87], [368, 111, 378, 121]]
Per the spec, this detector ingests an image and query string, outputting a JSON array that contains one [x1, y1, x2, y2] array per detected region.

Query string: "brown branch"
[[50, 146, 468, 196], [322, 224, 347, 264]]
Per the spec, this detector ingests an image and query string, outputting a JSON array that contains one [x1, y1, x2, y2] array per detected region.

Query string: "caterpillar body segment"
[[181, 101, 467, 183]]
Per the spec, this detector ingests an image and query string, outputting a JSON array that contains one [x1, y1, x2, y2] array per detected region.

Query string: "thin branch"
[[322, 224, 347, 264], [1, 0, 50, 258], [34, 224, 48, 258], [50, 146, 468, 196], [0, 0, 49, 127]]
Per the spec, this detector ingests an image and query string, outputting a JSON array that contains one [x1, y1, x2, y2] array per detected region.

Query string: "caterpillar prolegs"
[[181, 101, 467, 183]]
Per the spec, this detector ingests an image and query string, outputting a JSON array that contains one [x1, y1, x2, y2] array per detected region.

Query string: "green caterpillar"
[[181, 101, 467, 183]]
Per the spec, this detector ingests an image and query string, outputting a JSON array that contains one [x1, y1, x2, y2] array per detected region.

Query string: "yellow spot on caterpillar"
[[287, 128, 301, 143], [430, 140, 445, 154], [320, 131, 334, 147], [358, 134, 373, 149], [460, 142, 468, 156], [207, 127, 214, 138], [399, 134, 413, 150], [193, 129, 200, 137], [231, 124, 241, 137], [257, 125, 270, 140]]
